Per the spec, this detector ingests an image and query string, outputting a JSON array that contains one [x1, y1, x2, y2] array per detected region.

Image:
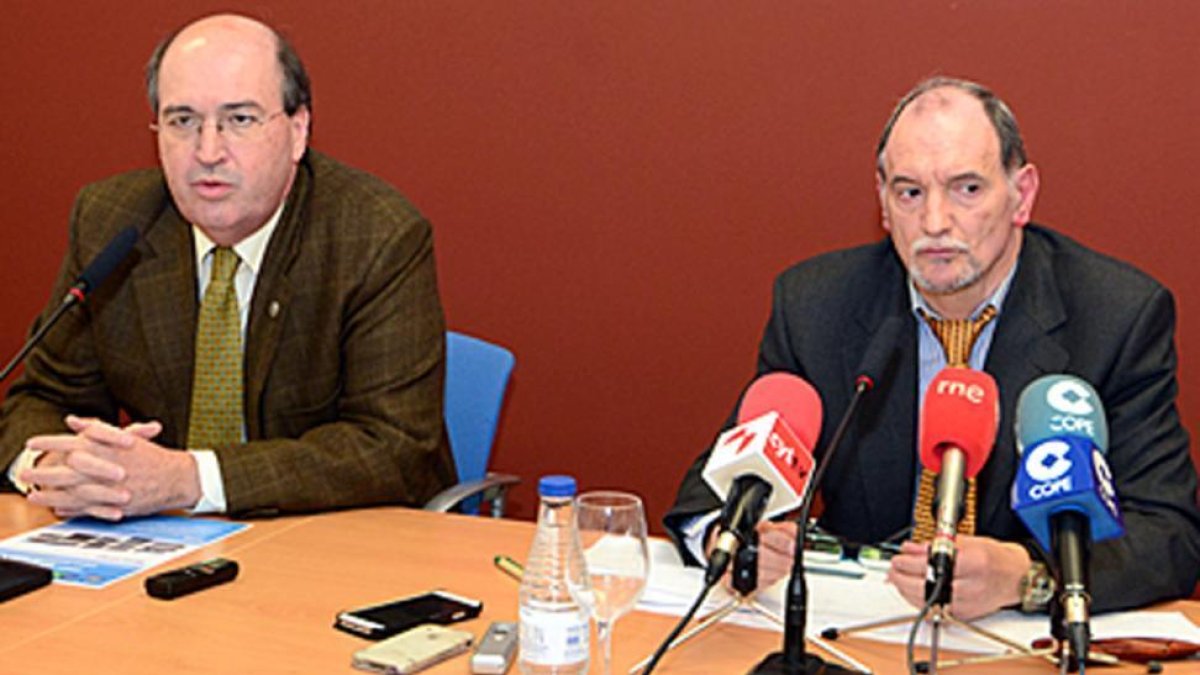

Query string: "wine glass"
[[566, 491, 650, 675]]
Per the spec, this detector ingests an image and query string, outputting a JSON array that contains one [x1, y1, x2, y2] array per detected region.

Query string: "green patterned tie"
[[187, 246, 244, 448]]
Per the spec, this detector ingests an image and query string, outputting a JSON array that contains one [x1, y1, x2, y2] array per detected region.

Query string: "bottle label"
[[519, 605, 590, 666]]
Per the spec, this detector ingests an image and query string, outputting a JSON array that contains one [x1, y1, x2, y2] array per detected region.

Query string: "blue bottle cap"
[[538, 475, 577, 497]]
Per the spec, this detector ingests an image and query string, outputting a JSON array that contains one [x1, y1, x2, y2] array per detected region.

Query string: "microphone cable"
[[640, 574, 719, 674], [906, 570, 948, 675]]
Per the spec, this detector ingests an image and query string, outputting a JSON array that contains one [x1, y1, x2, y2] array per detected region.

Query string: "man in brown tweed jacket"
[[0, 13, 456, 519]]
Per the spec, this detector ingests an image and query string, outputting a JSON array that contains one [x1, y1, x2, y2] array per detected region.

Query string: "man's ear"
[[1010, 163, 1040, 227], [876, 170, 892, 232], [289, 106, 311, 162]]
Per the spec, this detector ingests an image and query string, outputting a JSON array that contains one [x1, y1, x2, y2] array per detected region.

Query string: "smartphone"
[[335, 589, 483, 640], [0, 559, 53, 603], [352, 624, 474, 674]]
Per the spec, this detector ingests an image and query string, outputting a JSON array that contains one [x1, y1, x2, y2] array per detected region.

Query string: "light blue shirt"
[[908, 262, 1019, 503]]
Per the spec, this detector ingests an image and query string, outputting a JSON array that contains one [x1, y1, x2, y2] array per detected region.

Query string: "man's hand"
[[19, 415, 202, 521], [755, 520, 799, 589], [886, 535, 1030, 620], [705, 519, 799, 591]]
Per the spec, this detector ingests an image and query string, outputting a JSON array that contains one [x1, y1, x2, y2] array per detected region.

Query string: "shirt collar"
[[191, 201, 285, 276]]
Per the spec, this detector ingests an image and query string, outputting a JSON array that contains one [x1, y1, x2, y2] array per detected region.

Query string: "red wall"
[[1, 2, 1197, 530]]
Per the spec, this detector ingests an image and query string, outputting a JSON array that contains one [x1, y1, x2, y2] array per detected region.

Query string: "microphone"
[[754, 317, 904, 675], [0, 226, 139, 382], [701, 373, 822, 585], [642, 375, 821, 675], [918, 367, 999, 605], [855, 315, 905, 393], [69, 226, 140, 303], [1013, 375, 1124, 662], [1015, 373, 1109, 454]]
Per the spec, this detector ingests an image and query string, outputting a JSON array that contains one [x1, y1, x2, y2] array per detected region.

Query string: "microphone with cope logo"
[[1012, 375, 1124, 549], [701, 373, 821, 585], [1012, 374, 1124, 665]]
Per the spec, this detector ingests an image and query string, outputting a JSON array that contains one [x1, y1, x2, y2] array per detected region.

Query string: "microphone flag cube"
[[702, 411, 813, 520], [1011, 435, 1125, 551]]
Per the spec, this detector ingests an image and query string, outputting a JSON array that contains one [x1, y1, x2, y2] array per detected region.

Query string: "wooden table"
[[0, 496, 1195, 674]]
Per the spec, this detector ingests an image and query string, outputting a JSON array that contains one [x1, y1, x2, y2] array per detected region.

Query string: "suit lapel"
[[843, 251, 919, 540], [131, 205, 198, 441], [978, 230, 1069, 529], [242, 156, 312, 439]]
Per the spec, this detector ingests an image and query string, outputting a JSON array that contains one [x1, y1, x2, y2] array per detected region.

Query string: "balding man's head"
[[146, 14, 310, 118], [876, 77, 1025, 180]]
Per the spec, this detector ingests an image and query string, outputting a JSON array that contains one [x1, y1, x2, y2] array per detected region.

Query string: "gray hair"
[[875, 76, 1026, 177], [144, 20, 312, 118]]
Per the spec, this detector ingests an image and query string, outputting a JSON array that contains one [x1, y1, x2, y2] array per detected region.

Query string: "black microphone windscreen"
[[76, 227, 139, 294], [855, 316, 904, 389]]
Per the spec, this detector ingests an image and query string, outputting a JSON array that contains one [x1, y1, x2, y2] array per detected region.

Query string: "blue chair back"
[[444, 331, 516, 486]]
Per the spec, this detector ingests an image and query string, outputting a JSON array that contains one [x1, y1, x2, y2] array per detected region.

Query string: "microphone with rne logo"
[[918, 368, 1000, 605], [1013, 375, 1123, 663], [701, 373, 821, 585]]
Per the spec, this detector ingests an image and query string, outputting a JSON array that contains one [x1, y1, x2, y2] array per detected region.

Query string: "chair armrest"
[[424, 472, 521, 516]]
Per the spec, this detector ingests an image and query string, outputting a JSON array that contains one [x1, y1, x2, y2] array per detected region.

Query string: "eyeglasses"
[[802, 521, 908, 576], [150, 109, 287, 142]]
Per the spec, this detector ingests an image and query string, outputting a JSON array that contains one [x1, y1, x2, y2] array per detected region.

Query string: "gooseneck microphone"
[[1013, 374, 1123, 666], [918, 368, 999, 605], [753, 316, 904, 675], [0, 226, 139, 382]]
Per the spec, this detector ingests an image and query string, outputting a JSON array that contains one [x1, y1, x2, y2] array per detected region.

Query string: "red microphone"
[[705, 373, 822, 518], [737, 372, 823, 446], [918, 367, 999, 605], [701, 373, 822, 584]]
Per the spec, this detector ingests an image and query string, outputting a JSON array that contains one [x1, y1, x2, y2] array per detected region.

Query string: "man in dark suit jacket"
[[0, 14, 455, 518], [666, 77, 1200, 618]]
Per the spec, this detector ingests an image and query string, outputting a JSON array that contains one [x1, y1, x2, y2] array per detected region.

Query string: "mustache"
[[911, 236, 969, 256], [187, 170, 239, 185]]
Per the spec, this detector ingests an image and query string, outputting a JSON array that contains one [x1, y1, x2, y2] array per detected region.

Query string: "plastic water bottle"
[[518, 475, 590, 674]]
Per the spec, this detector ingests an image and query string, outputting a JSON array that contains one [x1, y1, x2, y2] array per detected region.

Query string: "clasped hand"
[[19, 415, 201, 521]]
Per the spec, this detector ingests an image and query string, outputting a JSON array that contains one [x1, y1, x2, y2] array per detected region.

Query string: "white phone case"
[[352, 624, 474, 675]]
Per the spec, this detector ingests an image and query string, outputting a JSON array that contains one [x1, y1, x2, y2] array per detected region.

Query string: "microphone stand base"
[[750, 651, 858, 675]]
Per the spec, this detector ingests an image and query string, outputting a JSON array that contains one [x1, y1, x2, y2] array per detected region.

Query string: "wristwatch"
[[1019, 561, 1056, 613]]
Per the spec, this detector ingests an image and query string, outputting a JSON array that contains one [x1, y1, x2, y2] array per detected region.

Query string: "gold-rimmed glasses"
[[150, 108, 286, 142]]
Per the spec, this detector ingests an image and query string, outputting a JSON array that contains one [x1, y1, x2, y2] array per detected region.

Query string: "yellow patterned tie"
[[187, 247, 244, 449], [911, 305, 997, 542]]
